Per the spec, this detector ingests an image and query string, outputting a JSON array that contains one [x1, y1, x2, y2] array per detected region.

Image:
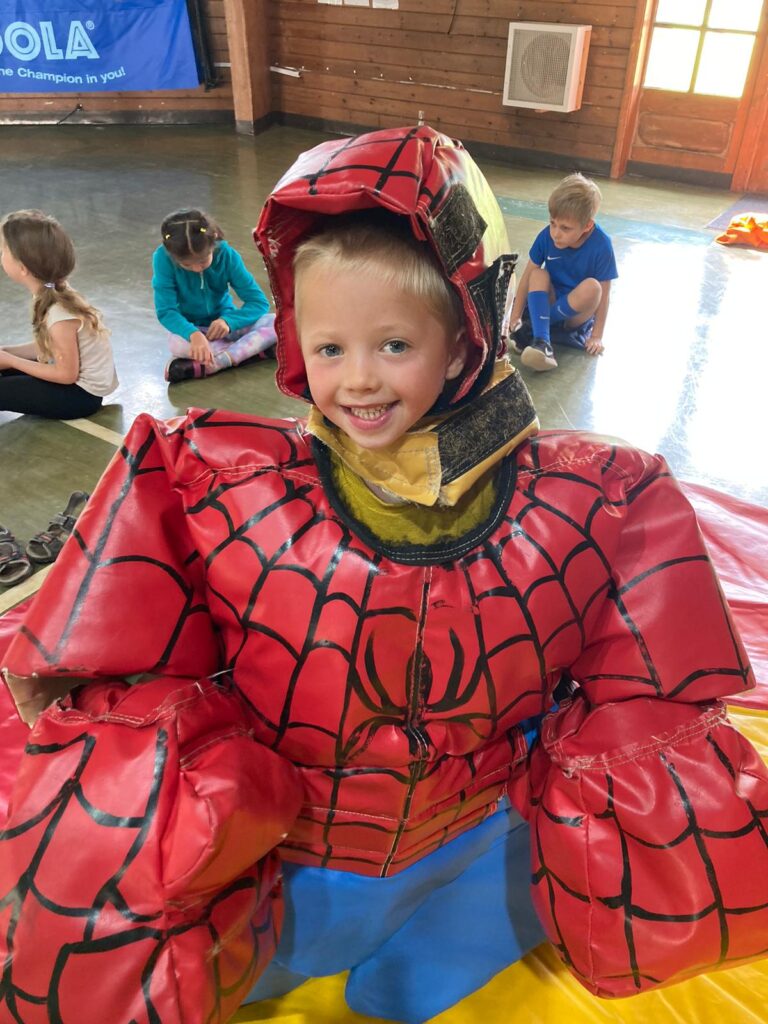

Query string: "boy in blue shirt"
[[508, 173, 618, 371]]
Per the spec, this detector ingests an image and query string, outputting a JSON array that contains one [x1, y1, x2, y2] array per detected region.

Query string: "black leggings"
[[0, 370, 103, 419]]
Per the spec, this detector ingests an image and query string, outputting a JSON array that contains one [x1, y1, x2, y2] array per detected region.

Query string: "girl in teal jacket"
[[152, 208, 275, 382]]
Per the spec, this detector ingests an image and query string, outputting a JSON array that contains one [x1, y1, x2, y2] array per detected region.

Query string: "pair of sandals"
[[0, 491, 89, 588]]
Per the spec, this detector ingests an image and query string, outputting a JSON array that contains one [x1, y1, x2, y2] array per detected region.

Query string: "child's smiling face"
[[296, 263, 466, 450]]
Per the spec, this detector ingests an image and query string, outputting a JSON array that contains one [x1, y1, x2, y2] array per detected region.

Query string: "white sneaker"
[[521, 339, 558, 372]]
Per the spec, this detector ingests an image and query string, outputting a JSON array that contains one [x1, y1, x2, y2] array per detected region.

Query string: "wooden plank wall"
[[270, 0, 639, 173], [0, 1, 234, 124]]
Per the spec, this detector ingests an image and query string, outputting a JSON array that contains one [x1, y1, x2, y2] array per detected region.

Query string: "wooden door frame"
[[610, 0, 657, 179], [731, 19, 768, 190], [611, 0, 768, 187]]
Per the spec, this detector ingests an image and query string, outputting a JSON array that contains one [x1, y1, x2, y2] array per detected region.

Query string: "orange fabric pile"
[[716, 212, 768, 249]]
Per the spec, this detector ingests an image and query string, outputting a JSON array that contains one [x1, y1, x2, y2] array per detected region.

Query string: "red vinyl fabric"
[[0, 471, 765, 1015], [0, 124, 766, 1017], [255, 125, 513, 408], [681, 481, 768, 710], [522, 695, 768, 996], [2, 415, 755, 881], [1, 408, 765, 1007], [0, 602, 32, 821], [0, 671, 302, 1023], [0, 463, 765, 1018]]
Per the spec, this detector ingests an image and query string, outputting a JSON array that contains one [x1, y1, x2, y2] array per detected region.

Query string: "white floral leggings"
[[167, 313, 276, 374]]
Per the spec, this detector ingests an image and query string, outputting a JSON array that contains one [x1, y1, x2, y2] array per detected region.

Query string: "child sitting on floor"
[[1, 127, 766, 1024], [153, 207, 276, 383], [0, 210, 117, 418], [507, 172, 618, 371]]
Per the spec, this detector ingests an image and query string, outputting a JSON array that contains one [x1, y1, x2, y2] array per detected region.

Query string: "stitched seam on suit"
[[49, 686, 220, 726], [550, 706, 727, 770], [179, 727, 252, 767], [298, 764, 512, 825], [582, 772, 597, 983], [175, 464, 320, 490], [520, 454, 631, 482]]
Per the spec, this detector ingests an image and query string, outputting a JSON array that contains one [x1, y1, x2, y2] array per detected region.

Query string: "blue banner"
[[0, 1, 201, 92]]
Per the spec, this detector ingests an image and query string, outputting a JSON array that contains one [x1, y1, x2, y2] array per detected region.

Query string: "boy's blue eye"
[[319, 343, 342, 357], [384, 339, 408, 354]]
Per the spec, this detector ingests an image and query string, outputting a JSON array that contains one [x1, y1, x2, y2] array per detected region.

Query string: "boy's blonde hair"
[[1, 210, 108, 361], [548, 173, 602, 227], [293, 211, 463, 334]]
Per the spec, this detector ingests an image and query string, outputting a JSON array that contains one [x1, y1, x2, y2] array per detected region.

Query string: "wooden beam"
[[731, 19, 768, 191], [610, 0, 657, 179], [224, 0, 271, 134]]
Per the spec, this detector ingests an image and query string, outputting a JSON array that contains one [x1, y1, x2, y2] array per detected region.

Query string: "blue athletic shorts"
[[244, 801, 544, 1023]]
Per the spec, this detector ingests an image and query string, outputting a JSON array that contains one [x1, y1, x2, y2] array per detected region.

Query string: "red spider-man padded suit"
[[1, 126, 767, 1022]]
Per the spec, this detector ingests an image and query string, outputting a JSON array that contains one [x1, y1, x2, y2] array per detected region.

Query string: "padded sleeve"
[[0, 675, 303, 1022], [0, 417, 307, 1019], [569, 449, 753, 705], [3, 412, 221, 686], [525, 693, 768, 997]]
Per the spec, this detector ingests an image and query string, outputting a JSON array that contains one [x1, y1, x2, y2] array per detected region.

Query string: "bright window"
[[644, 28, 701, 90], [696, 32, 760, 96], [708, 0, 762, 32], [655, 0, 707, 26], [644, 0, 761, 96]]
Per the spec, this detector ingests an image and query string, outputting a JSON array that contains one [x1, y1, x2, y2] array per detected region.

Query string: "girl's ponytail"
[[1, 210, 108, 361], [31, 284, 61, 359], [34, 282, 108, 361]]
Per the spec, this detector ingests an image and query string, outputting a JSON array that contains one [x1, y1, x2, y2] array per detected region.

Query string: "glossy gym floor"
[[0, 122, 766, 612]]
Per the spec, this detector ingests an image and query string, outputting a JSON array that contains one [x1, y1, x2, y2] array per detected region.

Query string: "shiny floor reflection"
[[0, 124, 765, 550]]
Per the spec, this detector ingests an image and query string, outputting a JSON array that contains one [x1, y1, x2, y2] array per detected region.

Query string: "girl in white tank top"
[[0, 209, 117, 419]]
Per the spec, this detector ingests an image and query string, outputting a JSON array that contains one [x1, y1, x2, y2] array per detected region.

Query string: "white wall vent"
[[502, 23, 592, 113]]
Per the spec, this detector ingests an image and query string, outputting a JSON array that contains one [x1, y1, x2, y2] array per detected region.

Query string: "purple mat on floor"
[[706, 193, 768, 230]]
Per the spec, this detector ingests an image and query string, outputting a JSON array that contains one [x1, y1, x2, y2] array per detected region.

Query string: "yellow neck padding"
[[330, 452, 499, 546], [305, 359, 538, 508]]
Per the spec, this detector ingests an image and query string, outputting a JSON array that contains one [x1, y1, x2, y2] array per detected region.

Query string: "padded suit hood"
[[254, 124, 517, 407]]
